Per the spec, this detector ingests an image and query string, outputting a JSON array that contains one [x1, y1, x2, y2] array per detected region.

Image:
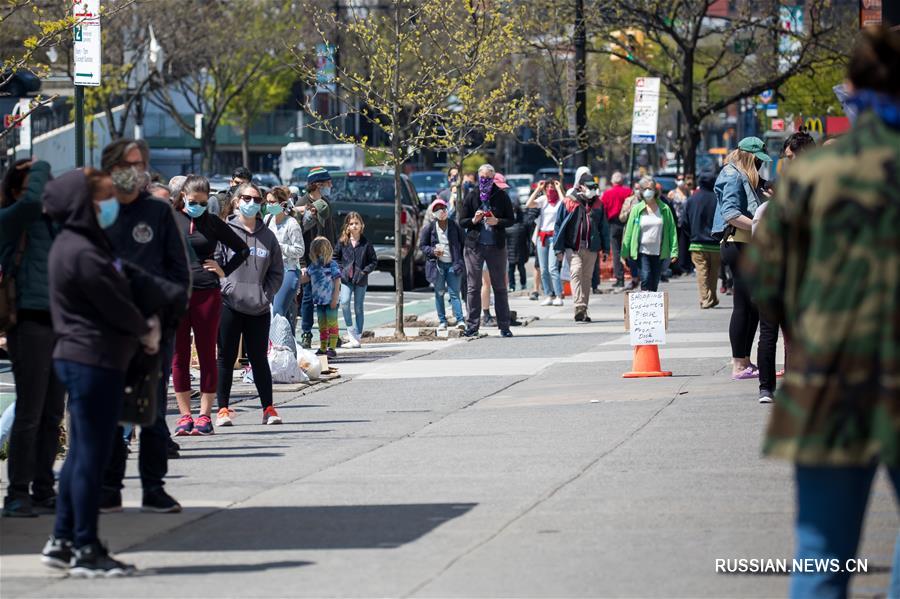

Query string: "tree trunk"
[[684, 122, 702, 177], [680, 47, 698, 177], [201, 134, 216, 174], [573, 0, 588, 168], [392, 146, 405, 338], [240, 126, 250, 170]]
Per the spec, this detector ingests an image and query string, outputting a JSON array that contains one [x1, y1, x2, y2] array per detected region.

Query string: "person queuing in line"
[[526, 179, 565, 306], [296, 167, 337, 350], [713, 136, 770, 381], [478, 172, 514, 327], [215, 183, 284, 427], [667, 174, 695, 277], [554, 167, 609, 323], [747, 25, 900, 597], [214, 166, 251, 220], [621, 176, 679, 294], [264, 186, 305, 337], [168, 176, 187, 207], [0, 160, 65, 518], [171, 175, 250, 437], [147, 182, 171, 203], [600, 172, 632, 289], [753, 130, 816, 404], [40, 167, 161, 577], [682, 167, 721, 309], [617, 183, 642, 290], [505, 197, 530, 293], [334, 212, 377, 347], [99, 139, 190, 515], [420, 199, 466, 331], [306, 236, 342, 357], [458, 164, 515, 338]]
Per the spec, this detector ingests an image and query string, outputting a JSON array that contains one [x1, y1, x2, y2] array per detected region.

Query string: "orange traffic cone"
[[622, 345, 672, 378]]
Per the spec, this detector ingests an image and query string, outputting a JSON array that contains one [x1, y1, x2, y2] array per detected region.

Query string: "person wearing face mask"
[[526, 179, 565, 305], [458, 164, 516, 338], [0, 160, 65, 518], [98, 138, 190, 515], [420, 199, 466, 331], [170, 175, 250, 437], [215, 182, 284, 427], [264, 186, 304, 337], [40, 168, 161, 577], [295, 167, 336, 350], [621, 176, 678, 293], [712, 136, 770, 380], [553, 167, 609, 322]]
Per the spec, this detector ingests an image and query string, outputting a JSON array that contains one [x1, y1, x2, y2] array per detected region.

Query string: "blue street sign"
[[631, 134, 657, 144]]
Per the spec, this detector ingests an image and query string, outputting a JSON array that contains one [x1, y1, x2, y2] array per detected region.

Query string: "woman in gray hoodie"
[[214, 182, 284, 427]]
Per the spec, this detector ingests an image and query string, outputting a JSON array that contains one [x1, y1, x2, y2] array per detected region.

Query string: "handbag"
[[0, 233, 27, 333], [120, 350, 161, 426]]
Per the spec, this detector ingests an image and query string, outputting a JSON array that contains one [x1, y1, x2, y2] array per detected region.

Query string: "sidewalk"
[[1, 278, 895, 597]]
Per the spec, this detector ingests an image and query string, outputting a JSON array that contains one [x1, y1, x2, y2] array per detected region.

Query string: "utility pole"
[[573, 0, 587, 168]]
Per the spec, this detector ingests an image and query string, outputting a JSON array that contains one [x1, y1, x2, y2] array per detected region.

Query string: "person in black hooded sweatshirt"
[[40, 168, 160, 577]]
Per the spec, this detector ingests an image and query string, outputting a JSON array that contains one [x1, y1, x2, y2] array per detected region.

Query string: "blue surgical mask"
[[239, 199, 261, 218], [185, 202, 207, 219], [642, 189, 656, 200], [97, 198, 120, 229], [319, 186, 331, 199], [267, 203, 283, 216]]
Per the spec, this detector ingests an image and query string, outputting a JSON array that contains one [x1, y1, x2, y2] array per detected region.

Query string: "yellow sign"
[[804, 117, 824, 136]]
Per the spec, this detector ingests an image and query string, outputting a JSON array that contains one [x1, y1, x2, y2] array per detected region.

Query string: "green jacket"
[[620, 200, 678, 261], [0, 161, 55, 312], [746, 111, 900, 467]]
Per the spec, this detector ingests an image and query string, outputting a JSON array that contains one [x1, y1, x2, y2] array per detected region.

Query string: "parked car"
[[533, 167, 577, 190], [409, 170, 448, 208], [505, 174, 534, 205], [329, 171, 425, 290], [252, 172, 281, 189], [206, 175, 232, 194]]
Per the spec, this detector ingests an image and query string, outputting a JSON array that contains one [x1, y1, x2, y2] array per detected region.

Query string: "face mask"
[[185, 202, 207, 218], [267, 203, 283, 216], [97, 198, 120, 229], [434, 209, 448, 221], [111, 167, 140, 194], [642, 189, 656, 200], [319, 186, 331, 198], [463, 181, 474, 193], [239, 199, 261, 218]]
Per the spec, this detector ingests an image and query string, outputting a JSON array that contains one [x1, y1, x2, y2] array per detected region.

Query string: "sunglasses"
[[239, 194, 263, 204]]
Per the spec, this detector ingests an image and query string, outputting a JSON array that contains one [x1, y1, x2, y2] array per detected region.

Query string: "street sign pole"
[[630, 77, 660, 183], [629, 143, 637, 186], [75, 87, 85, 167]]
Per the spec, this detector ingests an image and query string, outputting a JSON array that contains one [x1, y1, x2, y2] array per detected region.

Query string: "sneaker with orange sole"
[[173, 414, 194, 437], [263, 406, 282, 425], [215, 408, 235, 427]]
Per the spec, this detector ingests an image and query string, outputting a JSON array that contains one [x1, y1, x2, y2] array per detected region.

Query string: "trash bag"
[[269, 345, 308, 384], [297, 347, 322, 380], [269, 314, 296, 355]]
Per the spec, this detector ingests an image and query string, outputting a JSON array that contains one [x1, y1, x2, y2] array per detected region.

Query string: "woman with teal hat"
[[712, 136, 771, 381]]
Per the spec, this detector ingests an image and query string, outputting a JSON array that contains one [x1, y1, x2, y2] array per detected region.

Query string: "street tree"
[[589, 0, 855, 174], [294, 0, 517, 336]]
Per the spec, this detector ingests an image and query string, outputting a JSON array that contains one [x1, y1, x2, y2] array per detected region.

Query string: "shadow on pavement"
[[148, 560, 314, 576], [135, 503, 477, 552], [176, 445, 291, 451], [172, 452, 285, 459], [216, 429, 334, 436]]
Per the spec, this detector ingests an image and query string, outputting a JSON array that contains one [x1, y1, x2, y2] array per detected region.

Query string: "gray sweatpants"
[[464, 243, 511, 330]]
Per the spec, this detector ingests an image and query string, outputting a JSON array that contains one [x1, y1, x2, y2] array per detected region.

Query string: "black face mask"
[[754, 158, 763, 171], [462, 181, 474, 193]]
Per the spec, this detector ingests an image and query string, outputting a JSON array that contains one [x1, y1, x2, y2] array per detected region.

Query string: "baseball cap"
[[737, 137, 772, 162], [493, 173, 509, 189], [430, 199, 448, 211]]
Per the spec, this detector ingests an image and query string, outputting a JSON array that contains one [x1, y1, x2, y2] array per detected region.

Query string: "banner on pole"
[[630, 77, 660, 144], [73, 0, 101, 87]]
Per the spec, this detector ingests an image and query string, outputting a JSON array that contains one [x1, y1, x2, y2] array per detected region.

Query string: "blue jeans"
[[639, 253, 662, 291], [53, 360, 124, 548], [434, 261, 464, 324], [273, 268, 300, 335], [792, 465, 900, 598], [339, 283, 367, 335], [536, 236, 562, 297], [300, 280, 314, 335]]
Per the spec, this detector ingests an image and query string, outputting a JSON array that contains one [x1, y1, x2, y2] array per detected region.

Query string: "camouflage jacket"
[[746, 111, 900, 466]]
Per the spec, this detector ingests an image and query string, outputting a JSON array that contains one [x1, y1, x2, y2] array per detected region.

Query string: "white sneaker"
[[552, 298, 563, 306], [437, 322, 448, 331], [456, 322, 466, 331], [348, 327, 361, 343], [540, 297, 553, 306], [346, 338, 361, 348], [216, 408, 235, 427]]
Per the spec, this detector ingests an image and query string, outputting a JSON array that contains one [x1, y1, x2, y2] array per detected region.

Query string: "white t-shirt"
[[638, 207, 664, 256], [531, 195, 561, 244], [434, 223, 452, 263], [752, 201, 769, 237]]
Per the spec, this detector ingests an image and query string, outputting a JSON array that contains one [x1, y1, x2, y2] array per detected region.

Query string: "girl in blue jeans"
[[420, 199, 466, 330], [265, 187, 305, 335], [334, 212, 376, 348]]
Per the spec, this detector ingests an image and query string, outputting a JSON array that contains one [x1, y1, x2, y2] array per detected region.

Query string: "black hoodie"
[[682, 168, 720, 248], [45, 170, 149, 372]]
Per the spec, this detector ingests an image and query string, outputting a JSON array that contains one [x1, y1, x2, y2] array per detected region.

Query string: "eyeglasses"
[[118, 160, 146, 169], [239, 194, 263, 204]]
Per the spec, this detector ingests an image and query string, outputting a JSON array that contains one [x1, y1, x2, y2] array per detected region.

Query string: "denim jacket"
[[712, 164, 760, 235]]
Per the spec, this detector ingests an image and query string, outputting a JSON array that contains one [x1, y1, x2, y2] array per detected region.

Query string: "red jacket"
[[600, 184, 631, 223]]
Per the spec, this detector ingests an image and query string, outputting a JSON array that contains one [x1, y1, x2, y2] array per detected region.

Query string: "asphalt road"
[[1, 277, 896, 598]]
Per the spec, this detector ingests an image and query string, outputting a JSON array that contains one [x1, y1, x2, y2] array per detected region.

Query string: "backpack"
[[0, 233, 27, 333]]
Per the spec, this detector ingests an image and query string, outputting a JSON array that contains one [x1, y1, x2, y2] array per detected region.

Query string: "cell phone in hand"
[[483, 210, 494, 218]]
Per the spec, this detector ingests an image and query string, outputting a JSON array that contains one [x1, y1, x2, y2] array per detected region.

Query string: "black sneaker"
[[31, 493, 56, 514], [315, 348, 326, 356], [141, 488, 182, 513], [41, 536, 73, 569], [99, 489, 123, 514], [326, 348, 337, 359], [462, 327, 480, 338], [2, 497, 37, 518], [300, 332, 313, 349], [500, 329, 514, 338], [482, 315, 496, 327], [759, 390, 775, 404], [70, 543, 135, 578], [529, 292, 540, 301], [574, 311, 585, 322]]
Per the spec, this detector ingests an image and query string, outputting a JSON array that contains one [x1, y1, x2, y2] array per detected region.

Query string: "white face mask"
[[642, 189, 656, 200], [434, 209, 448, 221]]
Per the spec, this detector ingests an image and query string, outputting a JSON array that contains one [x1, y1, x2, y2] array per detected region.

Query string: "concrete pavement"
[[1, 277, 896, 597]]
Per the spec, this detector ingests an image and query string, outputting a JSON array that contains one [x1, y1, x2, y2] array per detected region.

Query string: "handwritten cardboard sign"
[[624, 291, 667, 346]]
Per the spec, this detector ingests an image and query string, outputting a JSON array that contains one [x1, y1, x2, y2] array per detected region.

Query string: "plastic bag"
[[297, 347, 322, 380], [269, 345, 308, 383], [269, 314, 296, 355]]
